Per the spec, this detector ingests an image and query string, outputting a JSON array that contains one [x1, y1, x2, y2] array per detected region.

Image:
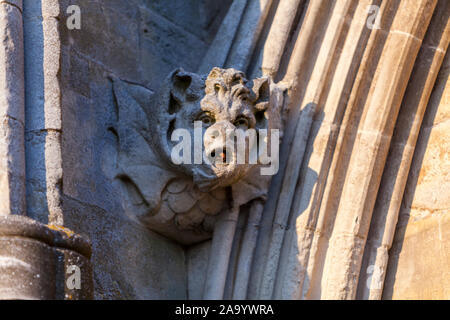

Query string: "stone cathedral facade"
[[0, 0, 448, 300]]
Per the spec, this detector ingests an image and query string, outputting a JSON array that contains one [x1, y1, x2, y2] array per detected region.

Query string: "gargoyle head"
[[112, 67, 284, 244], [156, 67, 277, 191]]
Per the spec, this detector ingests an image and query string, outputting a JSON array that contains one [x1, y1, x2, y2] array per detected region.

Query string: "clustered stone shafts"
[[202, 0, 448, 301], [360, 0, 450, 300]]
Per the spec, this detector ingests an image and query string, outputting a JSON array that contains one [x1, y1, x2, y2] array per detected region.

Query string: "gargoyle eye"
[[214, 84, 221, 93], [234, 116, 249, 129], [197, 112, 215, 127], [232, 75, 242, 86]]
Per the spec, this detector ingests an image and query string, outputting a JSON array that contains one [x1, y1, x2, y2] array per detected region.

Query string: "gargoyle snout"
[[204, 121, 237, 167], [204, 121, 235, 146]]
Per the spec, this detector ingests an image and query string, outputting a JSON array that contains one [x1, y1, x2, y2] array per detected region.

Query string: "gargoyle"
[[111, 68, 284, 245]]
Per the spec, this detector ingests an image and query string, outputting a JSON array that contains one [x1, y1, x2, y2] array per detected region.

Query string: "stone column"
[[0, 0, 26, 216], [258, 0, 305, 78]]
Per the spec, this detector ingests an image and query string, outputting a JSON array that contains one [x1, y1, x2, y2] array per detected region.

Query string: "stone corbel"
[[112, 67, 285, 248], [112, 67, 286, 299]]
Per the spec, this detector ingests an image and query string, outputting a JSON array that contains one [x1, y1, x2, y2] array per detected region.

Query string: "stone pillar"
[[0, 0, 26, 216], [258, 0, 305, 78]]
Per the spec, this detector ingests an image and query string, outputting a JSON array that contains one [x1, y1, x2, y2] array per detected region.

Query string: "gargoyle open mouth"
[[209, 147, 230, 167]]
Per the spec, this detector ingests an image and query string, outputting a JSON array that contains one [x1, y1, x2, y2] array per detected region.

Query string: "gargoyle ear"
[[252, 76, 270, 111], [171, 69, 192, 97], [207, 67, 223, 80], [168, 69, 194, 114]]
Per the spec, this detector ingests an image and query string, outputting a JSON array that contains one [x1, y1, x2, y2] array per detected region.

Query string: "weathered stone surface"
[[55, 0, 218, 298], [61, 195, 186, 299], [0, 2, 24, 121], [0, 1, 26, 217], [138, 7, 208, 89], [113, 68, 284, 245], [143, 0, 232, 43], [384, 51, 450, 299], [0, 215, 92, 300], [187, 241, 211, 300], [0, 0, 448, 301], [385, 214, 450, 299]]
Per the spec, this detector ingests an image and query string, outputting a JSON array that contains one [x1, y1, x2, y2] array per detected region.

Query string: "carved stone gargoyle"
[[111, 68, 285, 245]]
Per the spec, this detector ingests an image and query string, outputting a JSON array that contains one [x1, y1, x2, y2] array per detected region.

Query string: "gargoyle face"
[[158, 67, 272, 191]]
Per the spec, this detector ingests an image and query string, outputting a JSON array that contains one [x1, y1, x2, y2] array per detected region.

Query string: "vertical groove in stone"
[[203, 206, 240, 300], [358, 0, 450, 300], [273, 0, 361, 300], [0, 0, 26, 216], [320, 0, 438, 300], [232, 200, 264, 299], [24, 0, 45, 223], [223, 210, 247, 299], [383, 50, 450, 300]]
